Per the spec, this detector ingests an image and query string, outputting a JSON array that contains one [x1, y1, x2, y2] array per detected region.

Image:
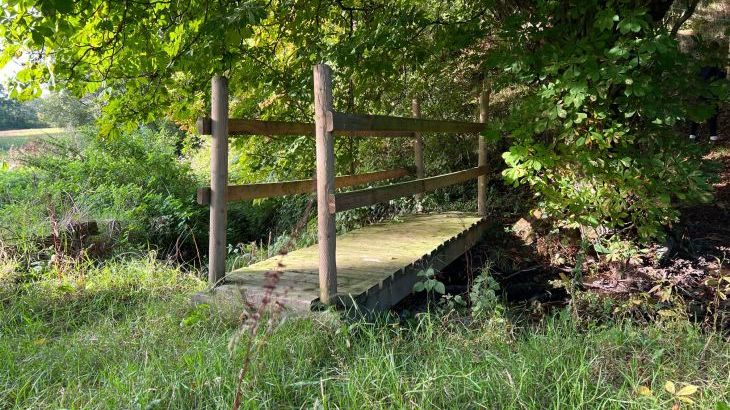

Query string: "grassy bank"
[[1, 258, 728, 409]]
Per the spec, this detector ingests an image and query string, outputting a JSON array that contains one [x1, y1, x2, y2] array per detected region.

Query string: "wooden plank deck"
[[224, 212, 488, 311]]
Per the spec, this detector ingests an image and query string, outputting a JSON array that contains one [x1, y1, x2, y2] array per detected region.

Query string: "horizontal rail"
[[332, 166, 488, 213], [197, 117, 312, 136], [327, 111, 486, 134], [197, 168, 410, 205], [197, 117, 413, 137]]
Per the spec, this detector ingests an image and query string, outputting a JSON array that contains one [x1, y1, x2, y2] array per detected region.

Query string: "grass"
[[1, 257, 728, 409], [0, 127, 65, 152]]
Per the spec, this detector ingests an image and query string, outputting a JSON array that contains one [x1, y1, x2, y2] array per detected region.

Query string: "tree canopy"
[[1, 0, 728, 241]]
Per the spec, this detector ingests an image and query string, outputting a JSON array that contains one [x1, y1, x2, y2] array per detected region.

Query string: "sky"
[[0, 56, 51, 97], [0, 59, 21, 83]]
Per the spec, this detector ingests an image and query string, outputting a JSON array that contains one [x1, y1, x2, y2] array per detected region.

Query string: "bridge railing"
[[198, 64, 490, 305]]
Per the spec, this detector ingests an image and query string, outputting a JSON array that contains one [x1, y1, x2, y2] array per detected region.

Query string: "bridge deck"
[[225, 212, 488, 311]]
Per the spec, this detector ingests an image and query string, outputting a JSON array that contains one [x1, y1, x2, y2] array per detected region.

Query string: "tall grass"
[[1, 256, 728, 409]]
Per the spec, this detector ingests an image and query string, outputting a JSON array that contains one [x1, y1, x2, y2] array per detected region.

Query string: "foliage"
[[1, 257, 729, 408], [413, 267, 446, 295], [0, 0, 485, 125], [0, 124, 274, 264], [0, 0, 490, 203], [34, 90, 97, 128], [3, 0, 723, 240], [469, 264, 504, 319], [488, 0, 727, 241]]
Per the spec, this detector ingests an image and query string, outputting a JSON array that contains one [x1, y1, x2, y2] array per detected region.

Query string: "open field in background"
[[0, 128, 66, 152], [0, 128, 65, 138]]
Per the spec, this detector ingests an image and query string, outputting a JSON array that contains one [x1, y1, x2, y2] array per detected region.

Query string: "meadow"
[[1, 256, 728, 409], [0, 128, 65, 152]]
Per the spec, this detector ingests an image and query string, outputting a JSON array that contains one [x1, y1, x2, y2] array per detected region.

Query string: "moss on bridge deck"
[[224, 212, 488, 311]]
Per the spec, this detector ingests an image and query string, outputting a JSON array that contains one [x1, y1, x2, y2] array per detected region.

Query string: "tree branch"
[[670, 0, 699, 37]]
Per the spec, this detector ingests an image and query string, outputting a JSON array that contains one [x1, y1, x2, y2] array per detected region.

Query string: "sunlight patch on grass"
[[0, 128, 67, 153], [0, 128, 65, 138]]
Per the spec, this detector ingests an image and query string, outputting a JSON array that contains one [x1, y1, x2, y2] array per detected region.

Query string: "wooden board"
[[196, 117, 413, 138], [332, 166, 487, 212], [328, 111, 486, 134], [197, 168, 410, 205], [225, 212, 487, 311]]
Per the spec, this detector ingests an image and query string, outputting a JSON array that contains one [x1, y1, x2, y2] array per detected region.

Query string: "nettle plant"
[[488, 1, 726, 241], [413, 267, 446, 296]]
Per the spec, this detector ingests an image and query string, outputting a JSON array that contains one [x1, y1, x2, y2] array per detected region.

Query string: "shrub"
[[488, 1, 726, 241], [0, 124, 273, 264]]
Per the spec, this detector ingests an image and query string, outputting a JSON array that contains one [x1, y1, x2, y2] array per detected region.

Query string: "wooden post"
[[477, 81, 490, 217], [412, 98, 425, 210], [208, 75, 229, 286], [313, 64, 337, 304]]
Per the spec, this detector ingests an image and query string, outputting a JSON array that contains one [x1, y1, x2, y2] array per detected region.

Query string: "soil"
[[576, 109, 730, 322], [398, 108, 730, 327]]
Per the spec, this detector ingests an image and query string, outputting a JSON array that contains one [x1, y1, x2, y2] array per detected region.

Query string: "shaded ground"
[[576, 110, 730, 328], [577, 140, 730, 327], [407, 112, 730, 329]]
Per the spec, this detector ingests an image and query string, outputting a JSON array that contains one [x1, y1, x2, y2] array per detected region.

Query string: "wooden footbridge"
[[196, 64, 491, 311]]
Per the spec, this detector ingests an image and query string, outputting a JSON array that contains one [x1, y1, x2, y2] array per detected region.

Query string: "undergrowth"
[[1, 256, 728, 409]]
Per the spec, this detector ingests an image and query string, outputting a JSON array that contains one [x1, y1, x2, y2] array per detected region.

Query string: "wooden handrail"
[[332, 166, 488, 213], [197, 168, 410, 205], [327, 111, 486, 134], [197, 117, 311, 136], [197, 117, 413, 137]]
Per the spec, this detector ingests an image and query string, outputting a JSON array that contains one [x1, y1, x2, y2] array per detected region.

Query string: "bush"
[[0, 124, 273, 264], [488, 1, 727, 241]]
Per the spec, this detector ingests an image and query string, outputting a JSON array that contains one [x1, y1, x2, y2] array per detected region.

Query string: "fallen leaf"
[[636, 385, 653, 396], [676, 385, 698, 396], [665, 380, 676, 394]]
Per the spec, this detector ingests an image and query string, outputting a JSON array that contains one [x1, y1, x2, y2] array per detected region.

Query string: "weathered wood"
[[229, 119, 313, 136], [313, 64, 337, 304], [208, 75, 229, 286], [411, 99, 425, 179], [196, 168, 410, 204], [336, 130, 414, 137], [359, 217, 491, 311], [197, 117, 413, 138], [197, 117, 311, 136], [333, 166, 488, 213], [196, 117, 211, 135], [223, 213, 487, 311], [328, 111, 485, 134], [412, 98, 425, 206], [478, 81, 490, 217]]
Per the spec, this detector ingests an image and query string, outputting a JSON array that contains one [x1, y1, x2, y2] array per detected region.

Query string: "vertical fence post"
[[477, 80, 490, 217], [411, 98, 425, 209], [209, 75, 229, 286], [313, 64, 337, 304]]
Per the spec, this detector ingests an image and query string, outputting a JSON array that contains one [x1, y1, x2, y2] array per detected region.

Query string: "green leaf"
[[594, 243, 610, 254], [482, 127, 500, 143], [53, 0, 74, 13]]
